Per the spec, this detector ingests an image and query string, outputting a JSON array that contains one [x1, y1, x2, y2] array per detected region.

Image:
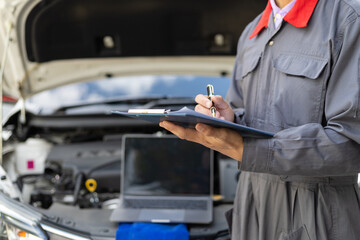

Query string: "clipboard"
[[111, 107, 274, 138]]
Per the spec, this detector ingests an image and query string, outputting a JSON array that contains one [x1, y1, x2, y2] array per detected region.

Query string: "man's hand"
[[194, 94, 235, 122], [159, 94, 243, 161], [159, 121, 244, 161]]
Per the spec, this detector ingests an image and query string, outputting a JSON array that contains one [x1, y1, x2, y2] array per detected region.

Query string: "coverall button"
[[269, 40, 274, 46]]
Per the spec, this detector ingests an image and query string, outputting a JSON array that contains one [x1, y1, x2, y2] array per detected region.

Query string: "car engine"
[[14, 136, 123, 210]]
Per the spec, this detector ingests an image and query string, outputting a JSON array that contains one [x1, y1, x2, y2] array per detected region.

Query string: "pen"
[[206, 84, 216, 117]]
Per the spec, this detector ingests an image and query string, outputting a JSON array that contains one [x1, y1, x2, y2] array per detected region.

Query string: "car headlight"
[[0, 218, 43, 240], [0, 192, 48, 240], [0, 192, 90, 240]]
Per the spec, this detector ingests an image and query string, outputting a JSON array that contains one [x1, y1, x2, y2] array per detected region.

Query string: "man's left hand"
[[159, 121, 244, 161]]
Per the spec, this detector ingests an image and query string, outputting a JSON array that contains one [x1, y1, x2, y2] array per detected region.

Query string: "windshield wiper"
[[141, 97, 196, 109], [52, 95, 195, 113]]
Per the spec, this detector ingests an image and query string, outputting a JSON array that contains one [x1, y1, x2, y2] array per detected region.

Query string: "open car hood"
[[0, 0, 264, 99]]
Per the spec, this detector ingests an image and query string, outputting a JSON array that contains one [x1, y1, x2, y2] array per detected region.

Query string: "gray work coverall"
[[226, 0, 360, 239]]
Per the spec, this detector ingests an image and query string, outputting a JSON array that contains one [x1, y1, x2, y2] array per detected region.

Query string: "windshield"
[[27, 75, 230, 114]]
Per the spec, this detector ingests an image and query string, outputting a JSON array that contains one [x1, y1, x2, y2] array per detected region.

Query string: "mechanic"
[[160, 0, 360, 239]]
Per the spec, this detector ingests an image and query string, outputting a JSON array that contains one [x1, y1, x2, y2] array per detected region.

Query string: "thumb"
[[212, 95, 230, 110]]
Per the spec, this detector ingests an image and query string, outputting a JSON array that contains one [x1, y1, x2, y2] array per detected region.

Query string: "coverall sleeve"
[[240, 16, 360, 176]]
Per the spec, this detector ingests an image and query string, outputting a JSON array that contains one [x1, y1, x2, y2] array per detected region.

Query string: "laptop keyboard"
[[124, 199, 208, 210]]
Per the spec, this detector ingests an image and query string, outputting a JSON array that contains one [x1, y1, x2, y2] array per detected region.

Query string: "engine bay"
[[1, 111, 239, 238]]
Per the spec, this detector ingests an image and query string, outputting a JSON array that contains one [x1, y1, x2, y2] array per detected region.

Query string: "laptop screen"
[[122, 135, 213, 196]]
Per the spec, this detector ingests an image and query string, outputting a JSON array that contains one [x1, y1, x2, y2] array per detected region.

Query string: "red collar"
[[249, 0, 319, 39]]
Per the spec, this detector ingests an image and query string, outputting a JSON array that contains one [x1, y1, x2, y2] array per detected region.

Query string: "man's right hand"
[[194, 94, 235, 122]]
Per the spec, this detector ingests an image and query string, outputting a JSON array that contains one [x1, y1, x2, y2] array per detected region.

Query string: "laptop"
[[110, 134, 213, 224]]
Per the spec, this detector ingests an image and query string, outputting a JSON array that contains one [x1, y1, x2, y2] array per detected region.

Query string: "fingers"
[[159, 121, 218, 150], [159, 121, 198, 141], [195, 94, 233, 121], [195, 103, 224, 118], [194, 104, 213, 116], [195, 94, 230, 110], [159, 121, 244, 161], [195, 94, 212, 108], [159, 121, 217, 147], [212, 95, 234, 122], [212, 95, 230, 110]]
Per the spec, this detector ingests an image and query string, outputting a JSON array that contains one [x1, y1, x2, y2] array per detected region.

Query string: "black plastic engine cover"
[[45, 140, 122, 193]]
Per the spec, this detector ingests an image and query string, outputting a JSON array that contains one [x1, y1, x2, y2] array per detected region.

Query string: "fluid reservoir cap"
[[85, 179, 97, 192]]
